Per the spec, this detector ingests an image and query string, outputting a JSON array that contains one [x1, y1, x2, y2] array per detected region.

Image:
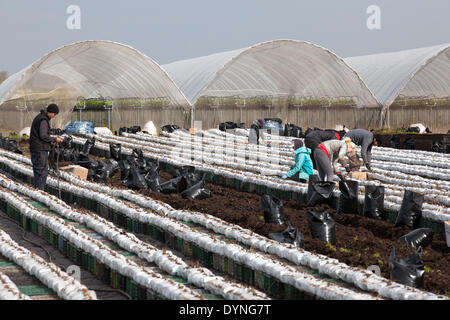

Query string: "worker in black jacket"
[[29, 104, 63, 190], [304, 129, 344, 169]]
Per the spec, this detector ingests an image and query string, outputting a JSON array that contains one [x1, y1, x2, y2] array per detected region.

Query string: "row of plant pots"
[[0, 227, 96, 300], [0, 173, 268, 300], [57, 141, 447, 299], [0, 143, 446, 299], [0, 179, 203, 300], [0, 270, 32, 300], [0, 153, 387, 300], [84, 134, 449, 228]]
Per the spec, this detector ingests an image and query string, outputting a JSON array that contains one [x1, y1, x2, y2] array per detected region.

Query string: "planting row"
[[1, 148, 446, 299], [0, 270, 32, 300], [0, 155, 386, 300], [69, 135, 449, 228], [0, 173, 268, 300], [0, 182, 205, 300], [0, 227, 96, 300]]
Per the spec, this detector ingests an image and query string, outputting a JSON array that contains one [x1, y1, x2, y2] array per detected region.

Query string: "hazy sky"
[[0, 0, 449, 75]]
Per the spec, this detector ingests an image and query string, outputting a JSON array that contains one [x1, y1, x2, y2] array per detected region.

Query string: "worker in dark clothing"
[[304, 129, 344, 169], [343, 129, 378, 171], [29, 104, 63, 190], [249, 119, 265, 145]]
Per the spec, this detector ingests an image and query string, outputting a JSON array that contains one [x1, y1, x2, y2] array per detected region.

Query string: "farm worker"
[[304, 129, 345, 169], [282, 139, 313, 183], [314, 137, 353, 181], [29, 104, 63, 190], [347, 142, 362, 172], [343, 129, 378, 171], [249, 119, 265, 145]]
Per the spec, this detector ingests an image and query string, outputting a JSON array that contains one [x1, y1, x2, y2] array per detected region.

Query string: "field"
[[0, 128, 448, 300]]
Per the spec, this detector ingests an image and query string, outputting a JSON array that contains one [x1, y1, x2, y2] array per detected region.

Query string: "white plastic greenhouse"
[[162, 40, 381, 129], [345, 43, 450, 131], [0, 40, 190, 131]]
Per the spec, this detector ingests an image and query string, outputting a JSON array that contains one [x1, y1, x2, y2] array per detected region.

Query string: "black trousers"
[[249, 125, 260, 145], [304, 136, 320, 169], [31, 151, 49, 190]]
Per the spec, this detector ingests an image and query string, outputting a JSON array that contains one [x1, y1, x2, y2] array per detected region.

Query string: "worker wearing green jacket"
[[282, 139, 313, 183]]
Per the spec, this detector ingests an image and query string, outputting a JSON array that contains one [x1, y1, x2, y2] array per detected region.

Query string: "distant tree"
[[0, 71, 8, 85]]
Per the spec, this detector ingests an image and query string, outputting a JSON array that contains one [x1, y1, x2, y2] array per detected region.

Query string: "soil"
[[102, 168, 450, 297], [374, 133, 449, 152]]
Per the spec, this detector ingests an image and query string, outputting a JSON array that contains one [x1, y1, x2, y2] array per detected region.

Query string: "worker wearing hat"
[[29, 104, 63, 190]]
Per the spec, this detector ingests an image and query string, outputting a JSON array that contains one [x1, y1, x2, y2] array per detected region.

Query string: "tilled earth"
[[103, 169, 449, 297]]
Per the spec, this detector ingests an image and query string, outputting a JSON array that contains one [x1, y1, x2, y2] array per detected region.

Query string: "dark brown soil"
[[98, 169, 450, 297], [375, 133, 449, 152]]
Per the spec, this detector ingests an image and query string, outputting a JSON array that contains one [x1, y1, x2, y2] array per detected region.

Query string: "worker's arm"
[[286, 154, 306, 178], [335, 145, 348, 172]]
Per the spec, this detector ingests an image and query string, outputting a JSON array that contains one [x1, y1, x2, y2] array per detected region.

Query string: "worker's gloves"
[[281, 175, 288, 180]]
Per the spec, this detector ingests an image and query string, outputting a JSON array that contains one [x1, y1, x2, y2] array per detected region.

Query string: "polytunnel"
[[345, 43, 450, 132], [0, 40, 191, 132], [163, 40, 380, 130]]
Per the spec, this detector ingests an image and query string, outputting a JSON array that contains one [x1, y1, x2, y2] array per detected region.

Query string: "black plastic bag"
[[395, 190, 424, 228], [306, 175, 335, 206], [159, 176, 184, 194], [144, 164, 161, 192], [2, 139, 22, 154], [284, 123, 302, 138], [403, 137, 415, 150], [128, 126, 141, 134], [389, 135, 400, 149], [161, 124, 180, 133], [172, 165, 196, 177], [219, 122, 237, 131], [93, 159, 119, 182], [80, 138, 95, 157], [123, 167, 148, 190], [306, 210, 336, 245], [363, 185, 385, 220], [398, 228, 433, 249], [76, 154, 99, 170], [63, 149, 75, 162], [119, 127, 127, 136], [180, 180, 211, 200], [110, 143, 122, 161], [389, 246, 424, 288], [269, 222, 304, 248], [119, 160, 131, 181], [336, 180, 359, 214], [260, 195, 285, 225], [406, 126, 420, 133], [431, 140, 444, 153], [61, 135, 73, 149], [131, 148, 143, 159]]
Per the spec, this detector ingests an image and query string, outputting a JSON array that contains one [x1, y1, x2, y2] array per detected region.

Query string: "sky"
[[0, 0, 449, 75]]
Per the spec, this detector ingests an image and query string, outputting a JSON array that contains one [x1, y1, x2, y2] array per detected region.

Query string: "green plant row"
[[391, 98, 450, 107], [195, 97, 356, 108]]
